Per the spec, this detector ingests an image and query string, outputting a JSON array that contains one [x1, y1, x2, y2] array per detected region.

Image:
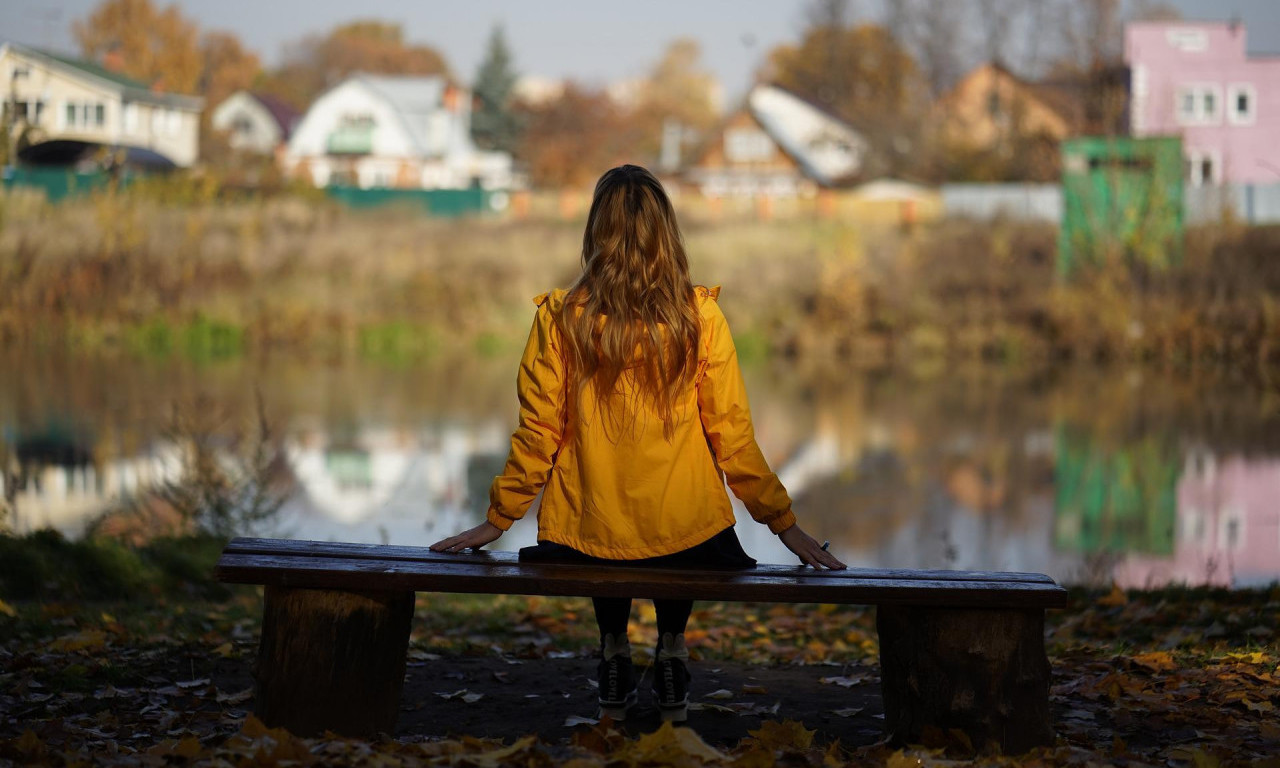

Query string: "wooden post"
[[255, 586, 415, 737], [876, 605, 1054, 753]]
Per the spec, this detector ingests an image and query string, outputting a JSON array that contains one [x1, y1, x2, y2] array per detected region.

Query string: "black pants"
[[518, 526, 756, 644]]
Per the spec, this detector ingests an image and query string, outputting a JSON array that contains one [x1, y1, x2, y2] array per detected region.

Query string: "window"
[[1186, 148, 1219, 186], [1227, 83, 1256, 125], [1175, 84, 1223, 126], [61, 101, 107, 130], [724, 127, 773, 162]]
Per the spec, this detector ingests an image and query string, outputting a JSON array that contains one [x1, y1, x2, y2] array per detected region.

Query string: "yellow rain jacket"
[[486, 285, 796, 559]]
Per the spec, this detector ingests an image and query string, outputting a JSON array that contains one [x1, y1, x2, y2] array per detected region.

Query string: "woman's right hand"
[[779, 524, 847, 569]]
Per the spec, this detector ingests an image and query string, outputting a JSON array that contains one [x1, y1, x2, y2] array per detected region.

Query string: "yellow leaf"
[[174, 736, 202, 758], [1243, 698, 1275, 713], [212, 642, 235, 658], [1096, 584, 1128, 607], [747, 720, 815, 751], [0, 599, 18, 618], [741, 684, 768, 695], [1130, 651, 1176, 672], [49, 630, 108, 653], [100, 612, 115, 623], [628, 722, 725, 764], [468, 735, 536, 768], [886, 750, 924, 768]]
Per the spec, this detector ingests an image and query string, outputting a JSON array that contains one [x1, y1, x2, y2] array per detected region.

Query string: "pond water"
[[2, 351, 1278, 589]]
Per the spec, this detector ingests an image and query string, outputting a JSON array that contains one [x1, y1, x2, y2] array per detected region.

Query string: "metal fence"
[[942, 182, 1280, 225]]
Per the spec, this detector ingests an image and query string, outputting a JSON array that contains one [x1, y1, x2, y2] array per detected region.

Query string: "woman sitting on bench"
[[430, 164, 845, 723]]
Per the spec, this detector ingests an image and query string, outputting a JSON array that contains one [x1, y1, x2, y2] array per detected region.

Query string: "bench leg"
[[875, 605, 1053, 753], [255, 586, 415, 737]]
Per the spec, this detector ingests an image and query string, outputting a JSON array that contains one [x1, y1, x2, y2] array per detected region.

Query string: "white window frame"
[[1226, 83, 1257, 126], [1175, 83, 1223, 126], [1186, 147, 1221, 187]]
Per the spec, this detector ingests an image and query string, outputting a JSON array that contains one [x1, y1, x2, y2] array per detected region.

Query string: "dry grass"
[[1, 187, 1277, 373]]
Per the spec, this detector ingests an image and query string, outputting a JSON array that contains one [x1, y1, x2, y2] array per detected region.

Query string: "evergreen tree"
[[471, 25, 521, 153]]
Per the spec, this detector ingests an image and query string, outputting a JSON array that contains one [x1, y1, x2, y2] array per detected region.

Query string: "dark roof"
[[250, 92, 301, 138], [39, 49, 152, 91]]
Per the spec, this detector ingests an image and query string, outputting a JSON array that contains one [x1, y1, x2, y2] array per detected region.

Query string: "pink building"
[[1126, 21, 1280, 186]]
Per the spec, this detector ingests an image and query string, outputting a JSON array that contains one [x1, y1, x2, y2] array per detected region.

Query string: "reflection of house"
[[1126, 21, 1280, 185], [210, 90, 299, 155], [0, 42, 203, 167], [282, 75, 512, 190], [686, 84, 868, 197], [1113, 454, 1280, 588]]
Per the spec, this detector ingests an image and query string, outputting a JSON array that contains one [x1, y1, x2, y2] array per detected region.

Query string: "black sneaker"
[[653, 632, 690, 722], [596, 634, 637, 720]]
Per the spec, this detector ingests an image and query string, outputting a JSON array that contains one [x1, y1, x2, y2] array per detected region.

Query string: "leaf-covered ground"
[[1, 586, 1277, 767]]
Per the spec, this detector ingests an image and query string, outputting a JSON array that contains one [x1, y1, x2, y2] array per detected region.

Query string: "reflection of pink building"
[[1114, 455, 1280, 588], [1126, 21, 1280, 185]]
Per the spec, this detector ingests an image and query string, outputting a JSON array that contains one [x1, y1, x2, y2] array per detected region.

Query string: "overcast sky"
[[3, 0, 1278, 100]]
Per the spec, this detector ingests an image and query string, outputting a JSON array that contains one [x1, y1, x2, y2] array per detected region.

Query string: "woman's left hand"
[[430, 521, 503, 553]]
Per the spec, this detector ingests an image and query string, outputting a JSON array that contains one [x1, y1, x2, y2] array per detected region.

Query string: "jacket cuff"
[[765, 509, 797, 535], [486, 508, 517, 531]]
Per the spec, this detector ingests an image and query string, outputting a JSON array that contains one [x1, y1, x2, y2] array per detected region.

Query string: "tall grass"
[[1, 187, 1277, 372]]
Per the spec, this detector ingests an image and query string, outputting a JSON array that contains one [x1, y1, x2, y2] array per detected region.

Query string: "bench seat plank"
[[215, 551, 1068, 609], [221, 537, 1063, 587]]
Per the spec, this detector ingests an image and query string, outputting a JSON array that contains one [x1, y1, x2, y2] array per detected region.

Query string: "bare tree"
[[883, 0, 967, 97]]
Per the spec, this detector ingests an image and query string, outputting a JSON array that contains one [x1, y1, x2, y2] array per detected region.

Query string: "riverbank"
[[2, 189, 1278, 373], [1, 542, 1276, 766]]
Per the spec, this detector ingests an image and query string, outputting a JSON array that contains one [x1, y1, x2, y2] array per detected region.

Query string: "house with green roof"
[[1, 42, 203, 168]]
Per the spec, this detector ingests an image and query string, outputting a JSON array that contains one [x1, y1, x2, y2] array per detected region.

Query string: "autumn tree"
[[258, 21, 451, 112], [74, 0, 203, 94], [763, 15, 923, 176], [633, 38, 720, 164], [516, 84, 646, 188], [200, 31, 262, 114], [471, 25, 522, 154]]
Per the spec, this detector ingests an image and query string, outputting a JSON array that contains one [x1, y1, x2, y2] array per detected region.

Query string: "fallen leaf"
[[819, 675, 863, 688], [832, 707, 864, 717], [742, 684, 768, 694], [747, 719, 815, 751], [564, 715, 598, 727], [1096, 584, 1128, 607], [0, 599, 18, 618], [704, 689, 734, 700], [211, 642, 234, 658], [175, 678, 210, 689]]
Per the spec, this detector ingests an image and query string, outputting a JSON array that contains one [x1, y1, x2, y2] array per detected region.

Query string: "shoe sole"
[[598, 689, 638, 721], [658, 698, 689, 723]]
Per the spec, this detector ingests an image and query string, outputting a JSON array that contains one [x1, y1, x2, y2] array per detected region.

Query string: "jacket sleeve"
[[696, 300, 797, 534], [486, 299, 566, 530]]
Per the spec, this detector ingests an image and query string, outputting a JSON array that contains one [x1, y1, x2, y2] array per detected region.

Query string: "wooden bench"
[[215, 537, 1069, 752]]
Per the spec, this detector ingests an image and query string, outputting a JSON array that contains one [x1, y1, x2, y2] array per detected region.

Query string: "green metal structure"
[[325, 185, 495, 217], [1058, 136, 1184, 277]]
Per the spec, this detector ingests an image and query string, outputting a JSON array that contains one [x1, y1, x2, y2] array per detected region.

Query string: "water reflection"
[[2, 353, 1277, 588]]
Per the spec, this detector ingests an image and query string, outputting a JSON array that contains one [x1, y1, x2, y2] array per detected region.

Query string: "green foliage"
[[470, 24, 522, 154], [0, 530, 228, 600]]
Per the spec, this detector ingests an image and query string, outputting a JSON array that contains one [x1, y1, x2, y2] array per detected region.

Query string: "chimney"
[[102, 44, 125, 74]]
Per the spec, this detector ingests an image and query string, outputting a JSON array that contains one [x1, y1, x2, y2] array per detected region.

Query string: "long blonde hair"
[[560, 165, 699, 439]]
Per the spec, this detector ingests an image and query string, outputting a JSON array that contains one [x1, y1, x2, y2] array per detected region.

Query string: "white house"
[[687, 84, 869, 197], [282, 74, 512, 190], [0, 42, 203, 168], [210, 90, 299, 155]]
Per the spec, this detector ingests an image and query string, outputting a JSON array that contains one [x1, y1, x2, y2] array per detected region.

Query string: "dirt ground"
[[397, 656, 885, 746], [206, 652, 884, 746]]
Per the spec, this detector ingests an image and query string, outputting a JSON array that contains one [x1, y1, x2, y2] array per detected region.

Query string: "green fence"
[[325, 185, 496, 217], [1058, 136, 1184, 277], [2, 166, 131, 202]]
